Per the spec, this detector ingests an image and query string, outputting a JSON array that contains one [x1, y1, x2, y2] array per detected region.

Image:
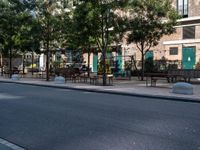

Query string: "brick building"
[[128, 0, 200, 70], [84, 0, 200, 72], [159, 0, 200, 69]]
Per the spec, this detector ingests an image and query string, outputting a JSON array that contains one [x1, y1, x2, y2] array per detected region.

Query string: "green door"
[[145, 51, 154, 72], [145, 51, 153, 60], [93, 53, 98, 72], [182, 47, 196, 69], [116, 49, 122, 70]]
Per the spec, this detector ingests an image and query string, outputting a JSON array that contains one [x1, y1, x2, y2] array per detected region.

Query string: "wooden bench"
[[56, 68, 81, 83], [80, 75, 89, 83], [107, 74, 114, 85], [145, 73, 172, 87], [71, 74, 81, 83], [89, 74, 113, 85], [168, 69, 200, 82], [90, 76, 99, 85]]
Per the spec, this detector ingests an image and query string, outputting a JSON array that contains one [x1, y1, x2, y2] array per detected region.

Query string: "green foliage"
[[98, 59, 111, 75], [125, 0, 179, 79], [125, 61, 131, 71], [127, 0, 179, 47], [72, 0, 127, 51], [72, 1, 127, 84], [0, 0, 42, 56], [72, 1, 96, 50], [195, 59, 200, 70]]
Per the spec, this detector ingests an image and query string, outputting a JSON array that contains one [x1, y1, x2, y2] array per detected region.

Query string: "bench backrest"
[[168, 69, 200, 78]]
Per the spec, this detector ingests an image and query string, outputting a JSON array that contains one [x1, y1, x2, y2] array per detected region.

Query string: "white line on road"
[[55, 89, 72, 92], [0, 138, 26, 150], [82, 91, 94, 94], [0, 93, 24, 100]]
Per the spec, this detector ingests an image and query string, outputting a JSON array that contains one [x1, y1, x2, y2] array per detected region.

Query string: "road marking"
[[82, 91, 93, 94], [0, 138, 26, 150], [55, 89, 72, 92], [0, 93, 23, 100]]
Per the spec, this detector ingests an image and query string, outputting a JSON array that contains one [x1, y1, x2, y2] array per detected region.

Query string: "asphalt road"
[[0, 83, 200, 150]]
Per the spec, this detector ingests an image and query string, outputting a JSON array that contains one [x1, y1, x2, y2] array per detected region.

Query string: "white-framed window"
[[177, 0, 188, 17], [183, 26, 195, 39]]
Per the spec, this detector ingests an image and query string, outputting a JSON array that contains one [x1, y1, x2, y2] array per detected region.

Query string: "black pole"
[[46, 12, 50, 81], [32, 51, 34, 76], [101, 1, 107, 86], [22, 53, 25, 74], [0, 52, 3, 76], [102, 46, 106, 86], [87, 50, 90, 77], [9, 48, 12, 78]]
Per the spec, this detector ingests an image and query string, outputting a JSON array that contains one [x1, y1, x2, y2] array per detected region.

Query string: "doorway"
[[182, 47, 196, 69]]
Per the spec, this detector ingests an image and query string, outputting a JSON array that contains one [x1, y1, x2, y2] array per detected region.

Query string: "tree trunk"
[[46, 48, 49, 81], [141, 52, 144, 81], [9, 48, 12, 78], [0, 53, 3, 76], [102, 47, 107, 86], [22, 53, 25, 74], [46, 16, 50, 81], [87, 51, 90, 77], [32, 51, 34, 76]]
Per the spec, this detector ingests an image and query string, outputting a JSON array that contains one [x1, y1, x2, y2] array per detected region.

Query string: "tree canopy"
[[125, 0, 179, 80], [0, 0, 179, 82], [72, 0, 128, 85]]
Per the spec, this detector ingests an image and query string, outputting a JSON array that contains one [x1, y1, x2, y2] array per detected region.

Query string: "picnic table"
[[145, 73, 182, 87]]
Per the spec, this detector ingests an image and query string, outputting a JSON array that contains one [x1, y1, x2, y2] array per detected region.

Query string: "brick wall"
[[172, 0, 200, 17], [109, 0, 200, 69], [189, 0, 200, 17], [196, 25, 200, 39]]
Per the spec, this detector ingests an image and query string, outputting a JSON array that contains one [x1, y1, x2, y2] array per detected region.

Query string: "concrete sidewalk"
[[0, 76, 200, 103]]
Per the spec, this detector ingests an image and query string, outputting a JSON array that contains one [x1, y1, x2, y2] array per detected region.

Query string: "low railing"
[[168, 69, 200, 82]]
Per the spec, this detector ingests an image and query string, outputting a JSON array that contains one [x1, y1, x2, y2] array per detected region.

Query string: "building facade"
[[84, 0, 200, 73], [138, 0, 200, 70], [159, 0, 200, 69], [121, 0, 200, 71]]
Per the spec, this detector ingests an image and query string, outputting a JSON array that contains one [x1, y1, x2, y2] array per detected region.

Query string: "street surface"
[[0, 83, 200, 150]]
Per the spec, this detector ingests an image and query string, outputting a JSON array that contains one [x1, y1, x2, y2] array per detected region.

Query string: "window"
[[177, 0, 188, 17], [183, 26, 195, 39], [170, 47, 178, 55]]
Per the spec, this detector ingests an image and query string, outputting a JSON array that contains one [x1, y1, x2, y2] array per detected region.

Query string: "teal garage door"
[[182, 47, 196, 69], [116, 49, 122, 70], [145, 51, 153, 60], [93, 53, 98, 72]]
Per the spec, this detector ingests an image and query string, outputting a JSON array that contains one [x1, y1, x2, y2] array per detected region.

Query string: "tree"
[[0, 0, 33, 77], [17, 17, 41, 74], [72, 1, 97, 77], [72, 0, 127, 85], [34, 0, 72, 81], [126, 0, 179, 80]]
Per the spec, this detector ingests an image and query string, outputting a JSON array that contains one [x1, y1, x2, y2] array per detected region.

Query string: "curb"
[[0, 80, 200, 104], [0, 137, 27, 150]]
